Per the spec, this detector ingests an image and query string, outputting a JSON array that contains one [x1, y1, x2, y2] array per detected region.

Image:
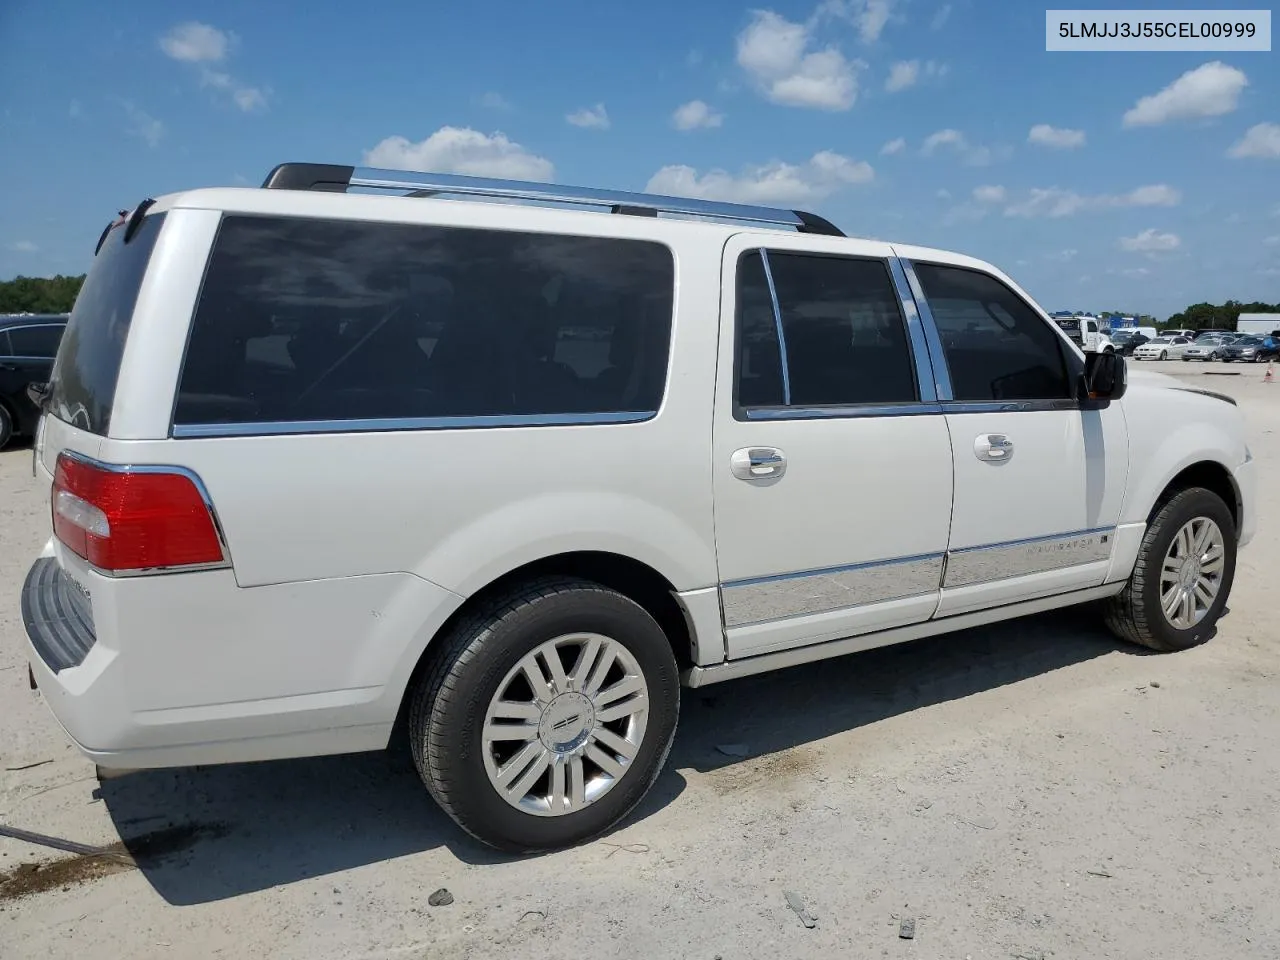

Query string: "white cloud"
[[880, 136, 906, 155], [645, 150, 873, 204], [1122, 61, 1247, 127], [478, 91, 513, 111], [162, 22, 267, 113], [921, 128, 1000, 166], [8, 240, 38, 253], [855, 0, 894, 42], [736, 10, 862, 110], [972, 185, 1006, 203], [1120, 267, 1151, 278], [1228, 122, 1280, 159], [1264, 235, 1280, 246], [363, 127, 555, 181], [69, 99, 81, 119], [566, 103, 610, 129], [1119, 228, 1181, 253], [1028, 124, 1086, 149], [935, 188, 951, 200], [1005, 184, 1181, 218], [160, 21, 229, 62], [672, 99, 724, 131], [1047, 248, 1078, 262], [120, 101, 164, 147], [884, 59, 946, 92], [930, 3, 952, 29]]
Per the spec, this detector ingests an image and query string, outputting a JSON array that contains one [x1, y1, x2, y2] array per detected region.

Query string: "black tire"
[[408, 577, 680, 852], [0, 403, 12, 450], [1104, 487, 1237, 652], [1159, 350, 1167, 361]]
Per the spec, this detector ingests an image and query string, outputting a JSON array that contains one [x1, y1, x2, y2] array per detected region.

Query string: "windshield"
[[1234, 337, 1263, 346]]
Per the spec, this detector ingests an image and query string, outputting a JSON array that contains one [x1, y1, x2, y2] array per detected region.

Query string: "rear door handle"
[[731, 447, 787, 480], [974, 434, 1014, 463]]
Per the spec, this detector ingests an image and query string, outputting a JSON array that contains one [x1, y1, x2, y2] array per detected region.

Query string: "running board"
[[682, 583, 1124, 688]]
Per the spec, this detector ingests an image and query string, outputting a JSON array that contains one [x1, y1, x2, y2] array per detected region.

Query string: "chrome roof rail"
[[260, 163, 845, 237]]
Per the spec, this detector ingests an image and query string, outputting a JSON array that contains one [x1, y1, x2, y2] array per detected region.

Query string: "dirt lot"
[[2, 359, 1278, 960]]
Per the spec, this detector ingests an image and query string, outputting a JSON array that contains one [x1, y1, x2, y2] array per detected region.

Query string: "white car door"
[[712, 234, 954, 660], [898, 255, 1129, 617]]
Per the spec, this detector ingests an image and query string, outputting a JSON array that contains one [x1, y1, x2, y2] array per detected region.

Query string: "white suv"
[[20, 164, 1257, 852]]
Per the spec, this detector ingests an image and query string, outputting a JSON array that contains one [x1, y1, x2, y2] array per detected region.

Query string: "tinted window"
[[174, 216, 674, 426], [914, 263, 1072, 402], [9, 324, 65, 358], [734, 250, 918, 410], [49, 214, 166, 434]]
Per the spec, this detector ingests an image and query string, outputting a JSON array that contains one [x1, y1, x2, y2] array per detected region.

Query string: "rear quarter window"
[[173, 215, 675, 430], [48, 214, 166, 434]]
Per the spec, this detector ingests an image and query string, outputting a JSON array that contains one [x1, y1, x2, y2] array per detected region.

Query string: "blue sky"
[[1, 0, 1278, 319]]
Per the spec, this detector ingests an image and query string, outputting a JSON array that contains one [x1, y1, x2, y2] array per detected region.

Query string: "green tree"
[[0, 274, 85, 314]]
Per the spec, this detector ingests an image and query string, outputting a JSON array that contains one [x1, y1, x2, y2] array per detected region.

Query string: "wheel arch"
[[1147, 460, 1240, 531], [389, 551, 712, 745]]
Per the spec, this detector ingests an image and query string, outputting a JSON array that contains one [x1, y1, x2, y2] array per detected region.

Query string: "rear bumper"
[[23, 549, 465, 769]]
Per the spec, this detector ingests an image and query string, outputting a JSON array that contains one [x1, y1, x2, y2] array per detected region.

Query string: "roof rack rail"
[[260, 163, 845, 237]]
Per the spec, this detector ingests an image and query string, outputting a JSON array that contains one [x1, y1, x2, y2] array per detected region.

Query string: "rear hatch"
[[25, 206, 169, 672]]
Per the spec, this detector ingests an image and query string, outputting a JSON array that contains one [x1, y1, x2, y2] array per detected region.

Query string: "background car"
[[1162, 328, 1195, 339], [1220, 335, 1280, 363], [1132, 335, 1191, 360], [1108, 330, 1150, 356], [0, 313, 67, 449], [1182, 336, 1232, 361]]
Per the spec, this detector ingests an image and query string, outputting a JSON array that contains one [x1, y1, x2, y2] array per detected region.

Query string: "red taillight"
[[52, 454, 226, 573]]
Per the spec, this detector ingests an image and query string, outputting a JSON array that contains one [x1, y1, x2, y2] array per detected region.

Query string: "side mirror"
[[1081, 351, 1126, 405]]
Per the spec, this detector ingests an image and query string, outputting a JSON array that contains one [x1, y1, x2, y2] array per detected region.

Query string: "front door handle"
[[974, 434, 1014, 463], [731, 447, 787, 480]]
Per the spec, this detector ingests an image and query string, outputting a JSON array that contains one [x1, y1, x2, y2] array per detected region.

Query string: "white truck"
[[19, 163, 1257, 852], [1236, 314, 1280, 336], [1053, 315, 1114, 353]]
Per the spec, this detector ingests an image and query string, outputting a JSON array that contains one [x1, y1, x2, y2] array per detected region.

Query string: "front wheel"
[[1104, 487, 1237, 652], [408, 578, 680, 852], [0, 404, 12, 450], [1159, 350, 1167, 361]]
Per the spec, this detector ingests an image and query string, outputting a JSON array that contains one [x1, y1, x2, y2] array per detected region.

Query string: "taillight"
[[52, 454, 227, 573]]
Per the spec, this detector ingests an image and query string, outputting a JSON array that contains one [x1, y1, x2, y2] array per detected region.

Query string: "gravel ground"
[[2, 359, 1278, 959]]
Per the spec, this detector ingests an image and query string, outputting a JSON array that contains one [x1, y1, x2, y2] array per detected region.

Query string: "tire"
[[0, 403, 12, 450], [1104, 487, 1237, 652], [408, 577, 680, 852], [1159, 351, 1167, 361]]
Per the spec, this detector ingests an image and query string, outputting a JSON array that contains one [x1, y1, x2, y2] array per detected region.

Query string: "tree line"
[[1164, 300, 1280, 331], [0, 275, 85, 315]]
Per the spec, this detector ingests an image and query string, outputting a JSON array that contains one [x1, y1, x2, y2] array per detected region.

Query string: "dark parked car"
[[0, 314, 67, 449], [1220, 335, 1280, 363], [1109, 330, 1149, 356]]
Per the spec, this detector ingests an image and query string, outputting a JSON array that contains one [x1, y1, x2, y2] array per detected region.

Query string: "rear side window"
[[49, 214, 166, 434], [173, 216, 675, 428], [733, 250, 918, 412], [9, 324, 65, 358], [914, 263, 1072, 402]]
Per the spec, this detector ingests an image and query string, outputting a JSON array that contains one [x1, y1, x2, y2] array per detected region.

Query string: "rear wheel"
[[1104, 487, 1236, 652], [408, 578, 680, 852], [0, 404, 13, 450]]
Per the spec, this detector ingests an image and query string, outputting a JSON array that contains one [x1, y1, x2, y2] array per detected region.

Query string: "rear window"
[[173, 215, 675, 430], [8, 324, 65, 358], [48, 214, 166, 434]]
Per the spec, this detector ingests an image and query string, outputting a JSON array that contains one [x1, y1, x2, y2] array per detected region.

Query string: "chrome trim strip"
[[171, 410, 656, 439], [720, 552, 945, 627], [351, 167, 807, 229], [943, 527, 1114, 588], [684, 583, 1125, 687], [744, 402, 942, 421], [898, 259, 953, 401], [887, 257, 939, 404], [758, 249, 792, 406], [54, 451, 233, 577], [942, 399, 1080, 414]]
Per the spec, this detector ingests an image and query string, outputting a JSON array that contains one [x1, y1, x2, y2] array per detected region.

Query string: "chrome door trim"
[[743, 402, 943, 421], [898, 259, 954, 401], [943, 399, 1080, 414], [887, 257, 939, 404], [943, 527, 1114, 588], [170, 410, 656, 438], [758, 249, 792, 406], [686, 582, 1126, 687], [720, 552, 945, 627]]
